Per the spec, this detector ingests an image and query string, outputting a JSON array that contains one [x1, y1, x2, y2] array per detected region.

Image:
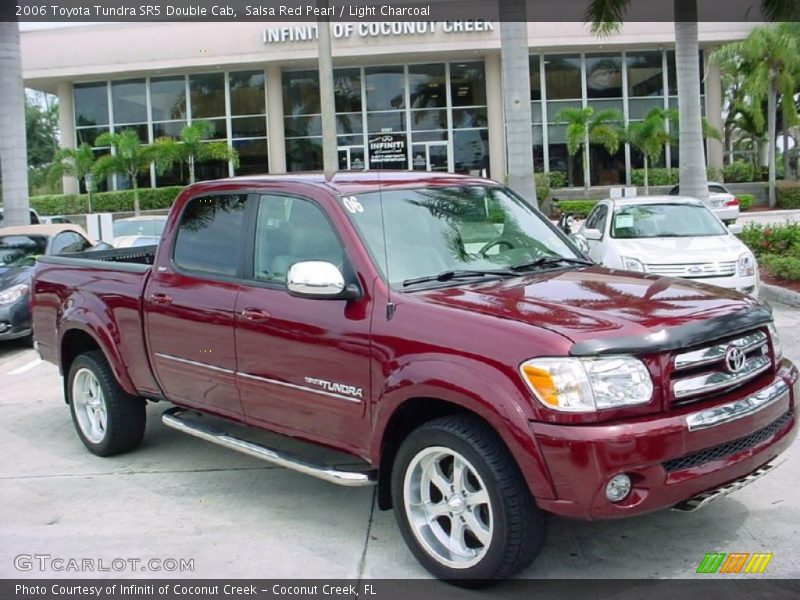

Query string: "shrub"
[[30, 186, 184, 216], [553, 200, 598, 219], [547, 171, 567, 189], [760, 254, 800, 281], [737, 194, 755, 211], [630, 168, 679, 187], [706, 167, 722, 182], [722, 161, 757, 183], [737, 222, 800, 258], [534, 172, 551, 202], [776, 182, 800, 209]]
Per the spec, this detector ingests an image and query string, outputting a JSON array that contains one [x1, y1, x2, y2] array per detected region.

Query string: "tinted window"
[[365, 66, 405, 111], [112, 79, 147, 124], [190, 73, 226, 119], [709, 185, 727, 194], [0, 235, 48, 267], [74, 82, 109, 127], [585, 204, 608, 232], [173, 195, 248, 276], [52, 232, 91, 255], [150, 76, 187, 121], [450, 62, 486, 107], [253, 195, 343, 283], [586, 54, 623, 99]]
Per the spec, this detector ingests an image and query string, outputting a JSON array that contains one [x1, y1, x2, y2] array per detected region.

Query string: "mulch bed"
[[760, 267, 800, 294]]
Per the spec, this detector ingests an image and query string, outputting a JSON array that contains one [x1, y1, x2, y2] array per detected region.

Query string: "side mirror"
[[287, 261, 360, 300], [557, 213, 574, 235], [570, 233, 591, 255], [727, 223, 743, 235], [582, 228, 602, 241]]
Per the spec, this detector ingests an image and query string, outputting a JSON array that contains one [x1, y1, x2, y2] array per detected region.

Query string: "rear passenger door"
[[234, 192, 372, 454], [145, 194, 248, 419]]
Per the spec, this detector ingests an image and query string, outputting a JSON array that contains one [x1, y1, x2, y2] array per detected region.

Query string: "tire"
[[67, 351, 146, 457], [391, 415, 546, 585]]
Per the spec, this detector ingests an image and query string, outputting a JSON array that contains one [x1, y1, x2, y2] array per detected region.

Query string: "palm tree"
[[48, 143, 97, 213], [93, 130, 160, 216], [0, 21, 30, 226], [586, 0, 798, 203], [625, 108, 675, 194], [713, 24, 800, 206], [555, 106, 622, 197], [152, 121, 239, 185]]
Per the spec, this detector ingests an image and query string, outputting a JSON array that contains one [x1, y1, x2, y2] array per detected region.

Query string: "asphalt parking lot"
[[1, 302, 799, 580]]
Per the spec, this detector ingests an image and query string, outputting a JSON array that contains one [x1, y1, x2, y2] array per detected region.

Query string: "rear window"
[[173, 195, 248, 276], [0, 235, 48, 267]]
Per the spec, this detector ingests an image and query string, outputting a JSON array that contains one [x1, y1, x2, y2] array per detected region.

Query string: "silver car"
[[668, 182, 740, 224]]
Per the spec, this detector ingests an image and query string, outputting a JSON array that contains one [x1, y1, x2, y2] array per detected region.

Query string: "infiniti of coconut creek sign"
[[262, 20, 494, 43]]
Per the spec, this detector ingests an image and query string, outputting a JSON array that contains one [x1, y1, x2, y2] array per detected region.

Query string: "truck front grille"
[[646, 261, 737, 279], [670, 329, 771, 403], [663, 409, 792, 472]]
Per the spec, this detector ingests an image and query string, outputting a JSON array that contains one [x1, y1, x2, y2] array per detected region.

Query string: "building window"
[[74, 83, 109, 127], [585, 53, 623, 99], [229, 70, 268, 176]]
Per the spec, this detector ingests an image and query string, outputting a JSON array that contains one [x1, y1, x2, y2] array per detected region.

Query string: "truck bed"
[[32, 245, 160, 396]]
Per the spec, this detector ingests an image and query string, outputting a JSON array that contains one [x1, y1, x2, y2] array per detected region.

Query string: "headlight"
[[768, 322, 783, 363], [0, 284, 28, 305], [621, 256, 645, 273], [520, 356, 654, 412], [738, 252, 755, 277]]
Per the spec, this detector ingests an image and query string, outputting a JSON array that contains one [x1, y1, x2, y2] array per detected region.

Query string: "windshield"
[[611, 204, 727, 239], [113, 218, 166, 237], [346, 185, 582, 287], [0, 235, 48, 268]]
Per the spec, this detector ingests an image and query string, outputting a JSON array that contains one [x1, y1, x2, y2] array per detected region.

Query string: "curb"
[[759, 282, 800, 308]]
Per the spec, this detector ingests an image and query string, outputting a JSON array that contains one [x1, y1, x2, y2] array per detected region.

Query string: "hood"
[[612, 235, 747, 265], [415, 266, 761, 348], [0, 266, 33, 291]]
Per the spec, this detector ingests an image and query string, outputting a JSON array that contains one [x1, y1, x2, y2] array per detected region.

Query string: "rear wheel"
[[391, 415, 546, 585], [67, 351, 146, 456]]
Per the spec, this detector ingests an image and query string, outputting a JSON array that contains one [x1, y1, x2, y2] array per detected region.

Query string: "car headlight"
[[0, 284, 28, 306], [768, 322, 783, 363], [621, 256, 646, 273], [520, 356, 654, 412], [738, 252, 755, 277]]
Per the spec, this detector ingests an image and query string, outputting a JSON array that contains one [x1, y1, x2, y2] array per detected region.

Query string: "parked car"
[[0, 224, 93, 343], [575, 196, 758, 296], [31, 173, 796, 583], [668, 181, 740, 224], [112, 215, 167, 247], [39, 215, 74, 225], [0, 208, 40, 225]]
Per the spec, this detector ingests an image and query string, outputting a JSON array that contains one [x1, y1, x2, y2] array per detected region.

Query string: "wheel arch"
[[372, 360, 556, 510]]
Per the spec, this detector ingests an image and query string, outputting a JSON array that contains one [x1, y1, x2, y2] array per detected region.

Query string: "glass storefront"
[[69, 47, 708, 191], [283, 61, 489, 175], [74, 69, 268, 190]]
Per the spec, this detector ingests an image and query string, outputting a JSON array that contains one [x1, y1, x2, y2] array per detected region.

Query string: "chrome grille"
[[672, 330, 771, 402], [646, 261, 737, 279]]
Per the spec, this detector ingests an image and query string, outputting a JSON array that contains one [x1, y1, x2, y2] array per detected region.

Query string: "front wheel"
[[67, 351, 146, 456], [391, 415, 546, 584]]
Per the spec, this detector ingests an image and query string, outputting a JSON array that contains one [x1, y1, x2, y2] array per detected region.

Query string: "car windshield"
[[345, 185, 583, 287], [113, 218, 166, 237], [611, 204, 728, 239], [0, 235, 48, 268]]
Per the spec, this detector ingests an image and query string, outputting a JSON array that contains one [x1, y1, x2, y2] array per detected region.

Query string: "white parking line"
[[7, 359, 43, 376]]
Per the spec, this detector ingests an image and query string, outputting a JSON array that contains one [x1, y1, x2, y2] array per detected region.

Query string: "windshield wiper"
[[510, 256, 593, 272], [402, 269, 515, 287]]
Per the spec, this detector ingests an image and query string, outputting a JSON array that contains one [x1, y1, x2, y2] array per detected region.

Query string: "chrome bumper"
[[671, 461, 781, 512]]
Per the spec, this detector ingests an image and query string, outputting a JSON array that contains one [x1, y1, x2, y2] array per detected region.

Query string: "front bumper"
[[531, 361, 798, 520], [687, 273, 758, 297], [0, 298, 32, 341]]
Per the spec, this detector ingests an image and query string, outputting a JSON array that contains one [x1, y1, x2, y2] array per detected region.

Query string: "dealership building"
[[20, 20, 755, 192]]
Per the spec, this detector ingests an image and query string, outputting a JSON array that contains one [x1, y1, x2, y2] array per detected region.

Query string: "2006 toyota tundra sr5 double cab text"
[[31, 173, 798, 582]]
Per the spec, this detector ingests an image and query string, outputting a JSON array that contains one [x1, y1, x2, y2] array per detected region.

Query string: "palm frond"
[[584, 0, 629, 37]]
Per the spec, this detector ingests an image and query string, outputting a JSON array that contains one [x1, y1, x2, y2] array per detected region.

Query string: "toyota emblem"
[[724, 346, 747, 373]]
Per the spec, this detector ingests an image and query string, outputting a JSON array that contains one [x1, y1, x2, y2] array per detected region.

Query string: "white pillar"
[[485, 53, 506, 181], [266, 65, 286, 173], [704, 52, 724, 174], [56, 81, 79, 194]]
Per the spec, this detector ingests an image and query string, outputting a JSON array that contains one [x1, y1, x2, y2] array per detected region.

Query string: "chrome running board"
[[162, 407, 376, 487], [671, 461, 781, 512]]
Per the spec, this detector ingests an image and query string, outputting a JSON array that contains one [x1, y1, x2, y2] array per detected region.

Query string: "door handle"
[[150, 293, 173, 306], [241, 307, 271, 322]]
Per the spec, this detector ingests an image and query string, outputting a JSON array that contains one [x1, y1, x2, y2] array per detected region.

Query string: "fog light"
[[605, 474, 632, 503]]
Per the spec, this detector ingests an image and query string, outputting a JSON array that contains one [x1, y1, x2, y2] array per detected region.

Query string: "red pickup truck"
[[31, 172, 797, 582]]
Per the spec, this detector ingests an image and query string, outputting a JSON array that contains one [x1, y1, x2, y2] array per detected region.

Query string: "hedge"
[[534, 172, 551, 202], [547, 171, 567, 189], [737, 194, 755, 211], [29, 186, 184, 216], [776, 182, 800, 210], [630, 168, 678, 187], [761, 255, 800, 281], [737, 222, 800, 258], [553, 200, 597, 219]]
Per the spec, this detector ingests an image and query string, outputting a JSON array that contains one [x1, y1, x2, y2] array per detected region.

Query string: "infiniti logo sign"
[[724, 346, 747, 373]]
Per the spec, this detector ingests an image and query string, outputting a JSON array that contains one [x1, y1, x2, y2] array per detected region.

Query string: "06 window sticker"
[[342, 196, 364, 214]]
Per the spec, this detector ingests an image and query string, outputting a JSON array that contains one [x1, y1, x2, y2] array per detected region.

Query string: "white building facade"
[[20, 21, 754, 192]]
